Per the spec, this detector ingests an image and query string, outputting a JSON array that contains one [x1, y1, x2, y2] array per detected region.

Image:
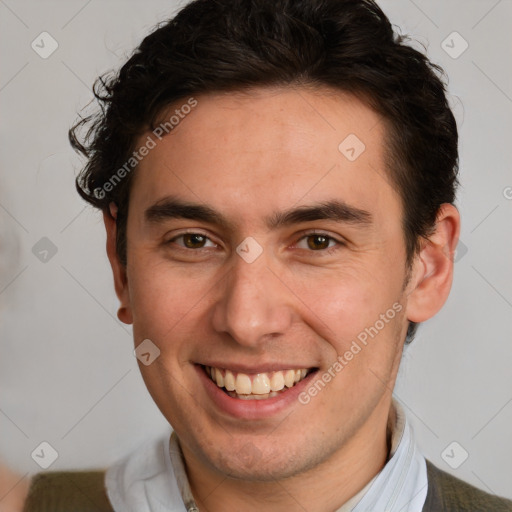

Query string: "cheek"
[[128, 260, 209, 344], [294, 263, 404, 354]]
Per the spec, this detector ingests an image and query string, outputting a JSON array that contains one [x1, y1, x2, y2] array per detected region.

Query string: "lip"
[[195, 364, 318, 420]]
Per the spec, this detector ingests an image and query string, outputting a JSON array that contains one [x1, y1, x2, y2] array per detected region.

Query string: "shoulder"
[[423, 459, 512, 512], [23, 470, 114, 512]]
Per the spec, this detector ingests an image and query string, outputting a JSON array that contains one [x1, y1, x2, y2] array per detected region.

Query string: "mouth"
[[202, 365, 314, 400]]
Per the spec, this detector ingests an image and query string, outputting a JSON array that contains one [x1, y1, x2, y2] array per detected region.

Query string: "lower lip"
[[196, 365, 317, 420]]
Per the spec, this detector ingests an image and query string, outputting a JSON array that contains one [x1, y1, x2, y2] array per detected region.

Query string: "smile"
[[203, 366, 311, 400]]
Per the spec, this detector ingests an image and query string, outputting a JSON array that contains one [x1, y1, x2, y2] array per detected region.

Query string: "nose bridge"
[[212, 252, 293, 346]]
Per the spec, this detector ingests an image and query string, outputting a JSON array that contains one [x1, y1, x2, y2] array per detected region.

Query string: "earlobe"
[[117, 305, 132, 324], [103, 207, 133, 325], [405, 203, 460, 324]]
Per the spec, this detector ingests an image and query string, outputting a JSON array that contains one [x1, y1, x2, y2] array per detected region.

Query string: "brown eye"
[[167, 232, 217, 251], [182, 233, 208, 248], [306, 234, 331, 250], [295, 233, 341, 253]]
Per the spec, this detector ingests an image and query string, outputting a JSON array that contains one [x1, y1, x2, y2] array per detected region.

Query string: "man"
[[19, 0, 512, 510]]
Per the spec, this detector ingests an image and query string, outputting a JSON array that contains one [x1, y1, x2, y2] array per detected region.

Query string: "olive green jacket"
[[23, 460, 512, 511]]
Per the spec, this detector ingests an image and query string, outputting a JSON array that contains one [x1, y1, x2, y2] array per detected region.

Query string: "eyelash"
[[166, 230, 344, 255]]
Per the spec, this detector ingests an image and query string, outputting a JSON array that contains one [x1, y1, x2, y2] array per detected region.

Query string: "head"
[[71, 0, 459, 483]]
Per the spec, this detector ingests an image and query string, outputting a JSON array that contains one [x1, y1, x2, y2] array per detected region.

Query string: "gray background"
[[1, 0, 511, 500]]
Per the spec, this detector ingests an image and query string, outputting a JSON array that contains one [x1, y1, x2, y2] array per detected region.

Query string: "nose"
[[211, 252, 294, 348]]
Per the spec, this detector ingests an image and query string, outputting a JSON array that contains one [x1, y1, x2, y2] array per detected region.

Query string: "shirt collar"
[[347, 398, 428, 511]]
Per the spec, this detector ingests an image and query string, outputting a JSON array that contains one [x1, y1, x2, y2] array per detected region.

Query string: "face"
[[112, 87, 420, 480]]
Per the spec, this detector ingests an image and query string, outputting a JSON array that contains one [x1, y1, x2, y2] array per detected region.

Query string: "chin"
[[199, 436, 327, 482]]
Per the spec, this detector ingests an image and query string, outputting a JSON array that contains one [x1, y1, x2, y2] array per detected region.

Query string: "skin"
[[104, 86, 460, 512], [0, 465, 29, 512]]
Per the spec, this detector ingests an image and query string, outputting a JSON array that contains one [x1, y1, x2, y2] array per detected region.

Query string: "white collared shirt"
[[105, 398, 428, 512]]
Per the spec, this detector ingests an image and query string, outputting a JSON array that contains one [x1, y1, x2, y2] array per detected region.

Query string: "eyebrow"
[[266, 200, 372, 228], [144, 196, 372, 230]]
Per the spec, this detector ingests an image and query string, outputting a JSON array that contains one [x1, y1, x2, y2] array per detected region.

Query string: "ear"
[[405, 203, 461, 324], [104, 203, 133, 325]]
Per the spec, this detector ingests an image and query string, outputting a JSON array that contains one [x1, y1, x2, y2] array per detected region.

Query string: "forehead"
[[130, 86, 400, 227]]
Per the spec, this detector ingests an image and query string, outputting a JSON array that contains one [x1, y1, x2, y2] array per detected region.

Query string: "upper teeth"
[[205, 366, 308, 395]]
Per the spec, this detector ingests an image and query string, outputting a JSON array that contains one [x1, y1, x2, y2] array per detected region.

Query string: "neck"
[[182, 398, 395, 512]]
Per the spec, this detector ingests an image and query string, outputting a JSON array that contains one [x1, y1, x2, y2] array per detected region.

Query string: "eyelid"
[[298, 229, 345, 243]]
